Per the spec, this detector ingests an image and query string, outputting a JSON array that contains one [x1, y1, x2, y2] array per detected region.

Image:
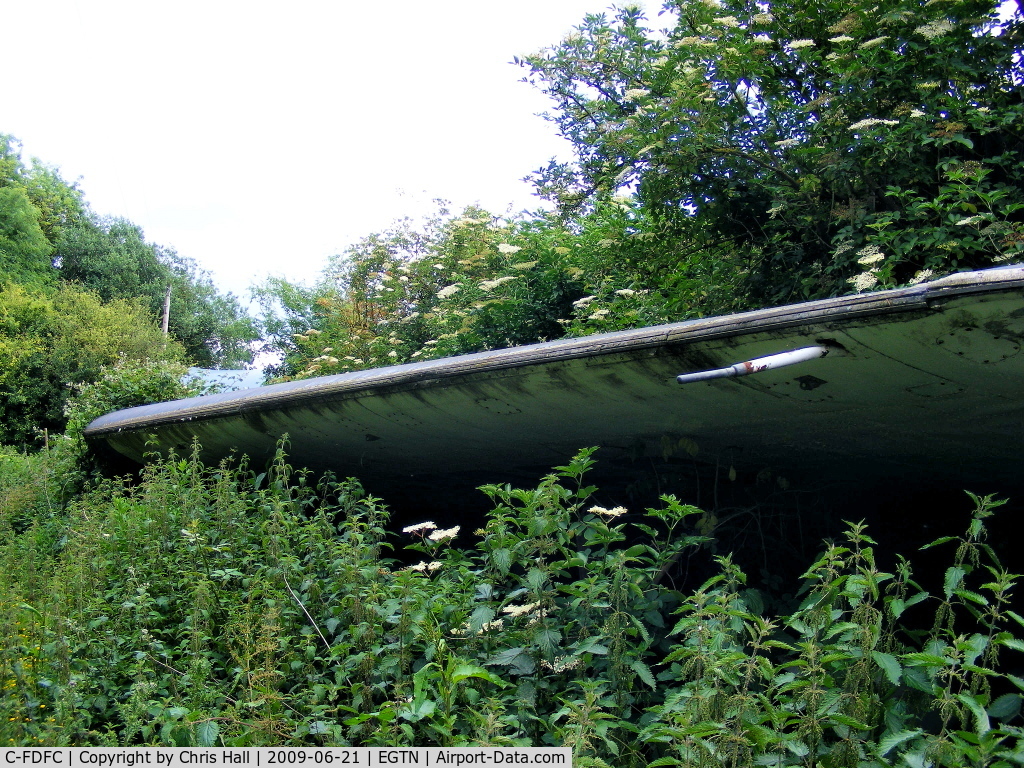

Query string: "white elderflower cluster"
[[789, 39, 815, 49], [479, 276, 518, 291], [752, 12, 774, 23], [856, 245, 885, 266], [572, 295, 597, 308], [907, 269, 935, 286], [588, 309, 610, 320], [859, 36, 888, 49], [615, 288, 637, 296], [497, 243, 522, 254], [915, 19, 954, 39], [403, 521, 437, 534], [713, 15, 741, 27], [428, 526, 460, 543], [955, 215, 986, 227], [502, 602, 540, 618], [614, 166, 634, 185], [849, 243, 887, 292], [624, 88, 650, 99], [436, 284, 461, 299], [774, 139, 800, 148], [849, 271, 879, 292], [829, 35, 854, 43], [542, 656, 583, 673], [848, 118, 900, 131], [406, 561, 442, 573], [451, 617, 506, 637], [588, 505, 628, 518]]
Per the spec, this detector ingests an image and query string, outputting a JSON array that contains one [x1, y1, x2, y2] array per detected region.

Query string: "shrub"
[[0, 446, 1020, 763], [0, 282, 180, 447]]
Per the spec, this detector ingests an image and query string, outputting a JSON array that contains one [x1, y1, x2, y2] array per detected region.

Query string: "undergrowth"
[[1, 443, 1022, 766]]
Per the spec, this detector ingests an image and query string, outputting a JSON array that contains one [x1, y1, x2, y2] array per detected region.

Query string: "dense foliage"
[[521, 0, 1024, 305], [255, 199, 749, 381], [56, 217, 258, 367], [1, 134, 258, 369], [2, 446, 1022, 764], [257, 0, 1022, 381], [2, 0, 1024, 757], [1, 135, 258, 444], [0, 283, 179, 446]]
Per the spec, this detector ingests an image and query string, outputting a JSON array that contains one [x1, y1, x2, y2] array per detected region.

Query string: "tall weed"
[[0, 444, 1021, 766]]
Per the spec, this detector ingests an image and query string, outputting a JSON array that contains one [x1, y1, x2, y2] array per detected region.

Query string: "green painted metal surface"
[[85, 267, 1024, 490]]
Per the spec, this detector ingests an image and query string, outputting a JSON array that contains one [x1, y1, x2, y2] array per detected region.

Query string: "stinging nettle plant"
[[1, 444, 1022, 766]]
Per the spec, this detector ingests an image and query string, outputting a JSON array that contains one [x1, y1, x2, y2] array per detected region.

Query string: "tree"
[[1, 136, 58, 284], [55, 217, 170, 303], [0, 186, 52, 284], [521, 0, 1024, 306], [256, 206, 587, 380], [1, 135, 258, 369], [0, 281, 180, 446], [56, 217, 259, 368], [163, 250, 260, 368]]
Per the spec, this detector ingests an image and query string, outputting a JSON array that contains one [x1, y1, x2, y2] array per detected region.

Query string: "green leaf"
[[526, 567, 547, 589], [957, 693, 990, 737], [872, 651, 902, 685], [826, 713, 870, 731], [487, 647, 535, 675], [954, 589, 988, 606], [195, 720, 219, 747], [628, 613, 652, 644], [575, 635, 609, 655], [488, 646, 528, 666], [401, 698, 436, 722], [535, 627, 561, 656], [631, 659, 657, 689], [1005, 610, 1024, 629], [902, 652, 949, 668], [987, 694, 1021, 721], [921, 536, 957, 550], [491, 548, 512, 574], [469, 606, 496, 633], [944, 566, 966, 599], [877, 729, 923, 756], [451, 664, 507, 687], [905, 591, 930, 609]]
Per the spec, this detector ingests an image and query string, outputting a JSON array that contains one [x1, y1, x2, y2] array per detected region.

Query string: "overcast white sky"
[[4, 0, 658, 300]]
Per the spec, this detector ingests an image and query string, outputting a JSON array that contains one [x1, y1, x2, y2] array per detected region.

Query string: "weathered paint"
[[85, 266, 1024, 491]]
